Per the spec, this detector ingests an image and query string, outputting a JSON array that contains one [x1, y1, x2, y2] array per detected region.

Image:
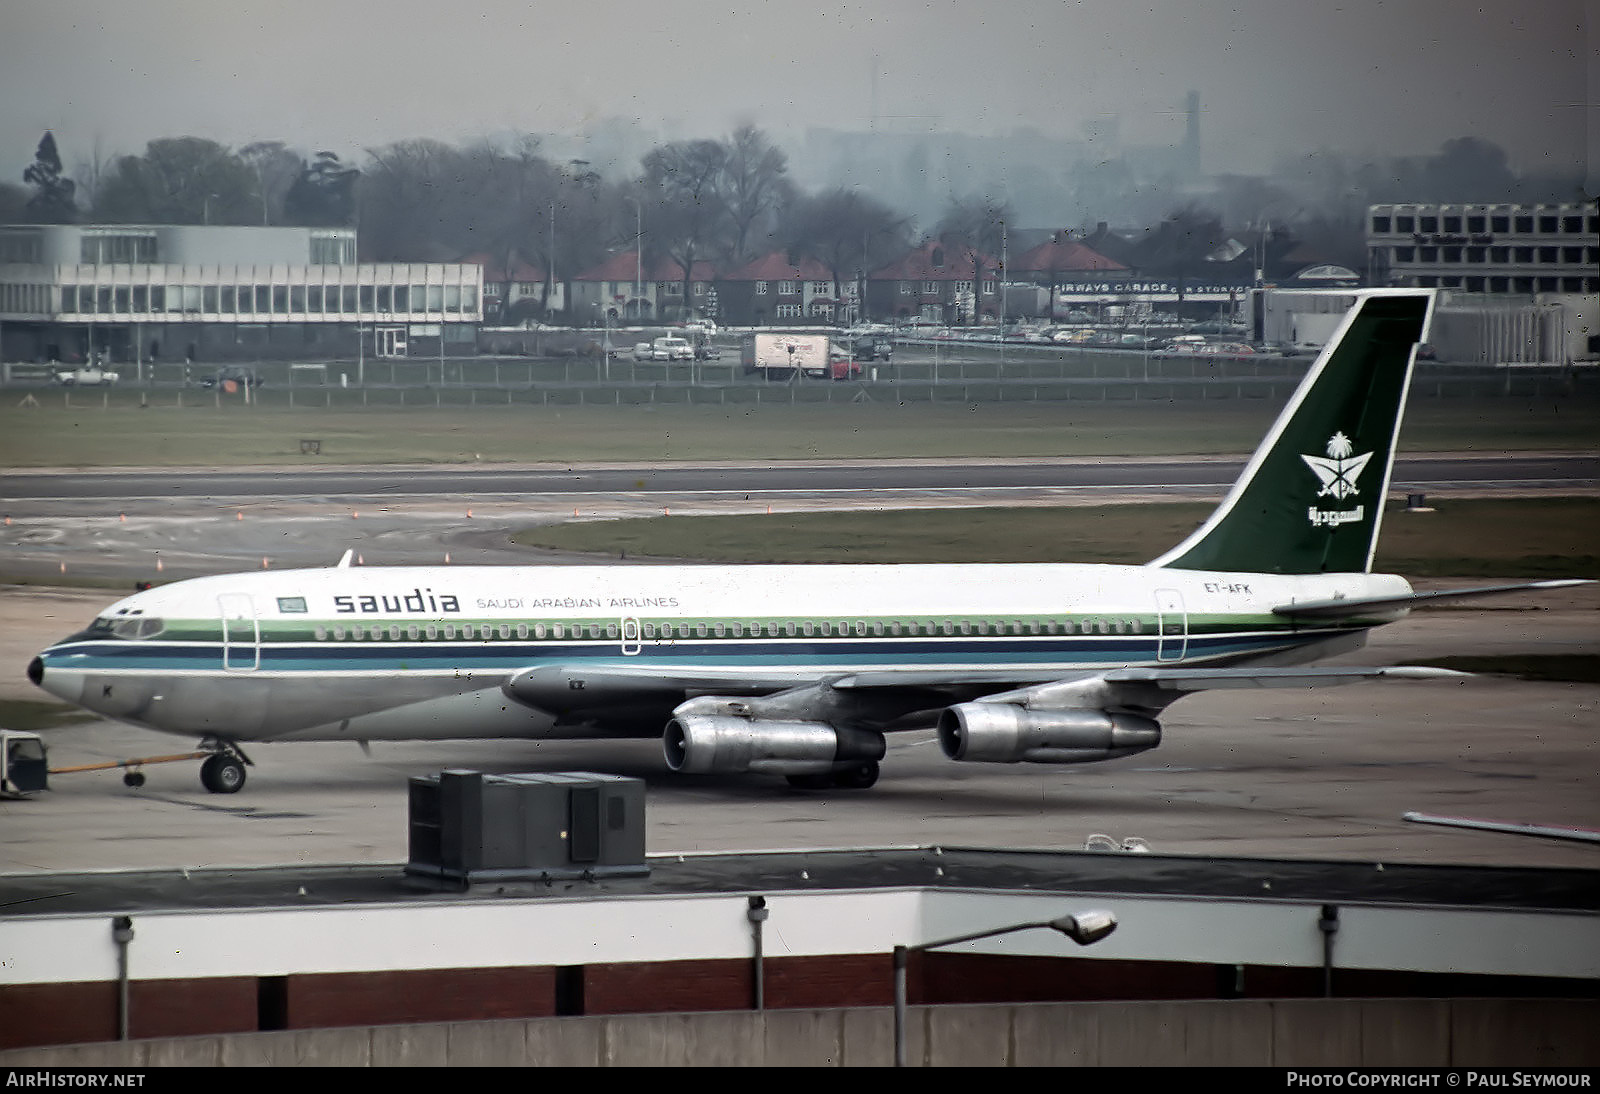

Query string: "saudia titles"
[[1302, 432, 1373, 529], [333, 587, 462, 614]]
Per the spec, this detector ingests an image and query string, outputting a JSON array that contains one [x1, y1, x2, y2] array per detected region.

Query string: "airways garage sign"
[[1053, 280, 1253, 303]]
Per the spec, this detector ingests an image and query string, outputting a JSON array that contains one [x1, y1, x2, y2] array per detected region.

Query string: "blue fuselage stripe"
[[44, 630, 1339, 674]]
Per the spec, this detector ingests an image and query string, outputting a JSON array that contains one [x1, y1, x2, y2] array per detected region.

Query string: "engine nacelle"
[[664, 713, 886, 775], [937, 704, 1161, 764]]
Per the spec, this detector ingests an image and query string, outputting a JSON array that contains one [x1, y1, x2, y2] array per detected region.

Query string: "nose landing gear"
[[198, 739, 252, 794]]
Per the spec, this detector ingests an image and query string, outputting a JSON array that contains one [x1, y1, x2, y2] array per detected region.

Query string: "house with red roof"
[[717, 252, 861, 326], [864, 240, 1000, 324], [567, 250, 719, 324], [1007, 231, 1130, 320], [459, 252, 559, 324], [1009, 233, 1128, 289]]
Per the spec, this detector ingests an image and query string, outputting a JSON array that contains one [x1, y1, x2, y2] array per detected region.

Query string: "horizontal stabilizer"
[[1272, 579, 1593, 619]]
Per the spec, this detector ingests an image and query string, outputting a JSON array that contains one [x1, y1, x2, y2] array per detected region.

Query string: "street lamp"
[[630, 196, 643, 321], [595, 304, 611, 381], [892, 909, 1116, 1067]]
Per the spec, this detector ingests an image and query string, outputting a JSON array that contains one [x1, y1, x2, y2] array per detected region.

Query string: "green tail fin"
[[1151, 291, 1434, 575]]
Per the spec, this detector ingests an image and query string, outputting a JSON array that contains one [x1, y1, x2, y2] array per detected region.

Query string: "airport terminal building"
[[0, 224, 482, 370]]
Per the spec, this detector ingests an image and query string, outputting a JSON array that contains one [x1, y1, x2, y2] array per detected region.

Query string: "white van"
[[652, 336, 693, 361]]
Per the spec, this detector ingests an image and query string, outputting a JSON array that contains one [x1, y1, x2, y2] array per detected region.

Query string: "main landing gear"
[[785, 760, 880, 791]]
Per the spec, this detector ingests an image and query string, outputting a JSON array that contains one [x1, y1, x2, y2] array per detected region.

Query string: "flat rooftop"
[[6, 846, 1597, 919]]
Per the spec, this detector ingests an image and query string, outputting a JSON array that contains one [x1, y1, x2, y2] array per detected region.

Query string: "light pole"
[[596, 304, 611, 381], [630, 196, 643, 322], [892, 909, 1116, 1067]]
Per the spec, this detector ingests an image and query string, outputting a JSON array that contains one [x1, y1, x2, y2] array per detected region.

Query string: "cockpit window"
[[95, 616, 165, 639]]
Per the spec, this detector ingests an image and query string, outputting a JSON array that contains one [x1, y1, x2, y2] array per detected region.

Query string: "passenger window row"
[[304, 618, 1148, 642]]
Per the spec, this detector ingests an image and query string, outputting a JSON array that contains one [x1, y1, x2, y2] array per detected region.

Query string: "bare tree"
[[641, 140, 730, 317], [937, 195, 1012, 322], [71, 135, 113, 217], [785, 188, 910, 322], [357, 139, 466, 259], [94, 137, 257, 224], [720, 125, 794, 262], [239, 140, 304, 225]]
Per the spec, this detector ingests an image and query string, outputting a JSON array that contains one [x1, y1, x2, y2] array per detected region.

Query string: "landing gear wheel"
[[123, 770, 146, 788], [200, 754, 246, 794], [831, 761, 880, 790], [785, 773, 834, 791]]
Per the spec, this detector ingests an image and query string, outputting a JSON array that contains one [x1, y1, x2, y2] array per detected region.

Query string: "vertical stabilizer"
[[1150, 291, 1433, 574]]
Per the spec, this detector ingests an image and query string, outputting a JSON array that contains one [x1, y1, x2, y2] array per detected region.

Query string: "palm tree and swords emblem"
[[1302, 432, 1373, 501]]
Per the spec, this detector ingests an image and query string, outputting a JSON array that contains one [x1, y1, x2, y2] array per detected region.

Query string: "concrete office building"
[[1367, 203, 1598, 295], [0, 224, 482, 370]]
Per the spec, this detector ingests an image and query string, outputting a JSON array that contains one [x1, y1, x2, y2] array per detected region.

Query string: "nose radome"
[[27, 656, 44, 687]]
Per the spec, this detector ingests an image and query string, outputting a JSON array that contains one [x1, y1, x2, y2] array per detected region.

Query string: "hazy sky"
[[1, 0, 1593, 189]]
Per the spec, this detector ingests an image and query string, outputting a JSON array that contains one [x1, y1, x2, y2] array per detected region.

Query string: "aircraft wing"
[[1092, 664, 1466, 692], [503, 660, 1465, 723], [1272, 579, 1591, 620], [503, 662, 1057, 713]]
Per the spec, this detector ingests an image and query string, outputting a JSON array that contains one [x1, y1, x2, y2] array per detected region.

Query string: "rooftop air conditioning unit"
[[406, 770, 648, 888]]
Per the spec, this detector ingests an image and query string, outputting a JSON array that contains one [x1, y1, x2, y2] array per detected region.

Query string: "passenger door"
[[1155, 589, 1188, 662], [219, 593, 260, 671]]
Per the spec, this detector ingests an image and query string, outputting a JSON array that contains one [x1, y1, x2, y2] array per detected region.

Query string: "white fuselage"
[[33, 562, 1409, 744]]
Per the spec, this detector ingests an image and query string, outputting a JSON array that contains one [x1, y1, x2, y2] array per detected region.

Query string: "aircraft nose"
[[27, 656, 44, 687]]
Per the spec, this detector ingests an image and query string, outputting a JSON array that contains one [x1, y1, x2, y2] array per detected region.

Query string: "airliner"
[[28, 291, 1581, 793]]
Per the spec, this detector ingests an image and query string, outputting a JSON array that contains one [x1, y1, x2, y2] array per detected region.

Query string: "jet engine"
[[665, 713, 886, 776], [937, 704, 1160, 764]]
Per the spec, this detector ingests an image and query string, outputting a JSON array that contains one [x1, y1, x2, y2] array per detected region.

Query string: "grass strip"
[[3, 395, 1595, 467], [511, 497, 1600, 578]]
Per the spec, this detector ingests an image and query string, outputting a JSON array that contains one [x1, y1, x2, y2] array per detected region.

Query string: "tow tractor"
[[0, 729, 249, 796]]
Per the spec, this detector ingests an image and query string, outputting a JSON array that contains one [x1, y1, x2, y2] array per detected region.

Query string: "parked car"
[[1051, 328, 1095, 344], [632, 342, 654, 362], [56, 364, 119, 386], [651, 336, 694, 361], [849, 334, 894, 360]]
